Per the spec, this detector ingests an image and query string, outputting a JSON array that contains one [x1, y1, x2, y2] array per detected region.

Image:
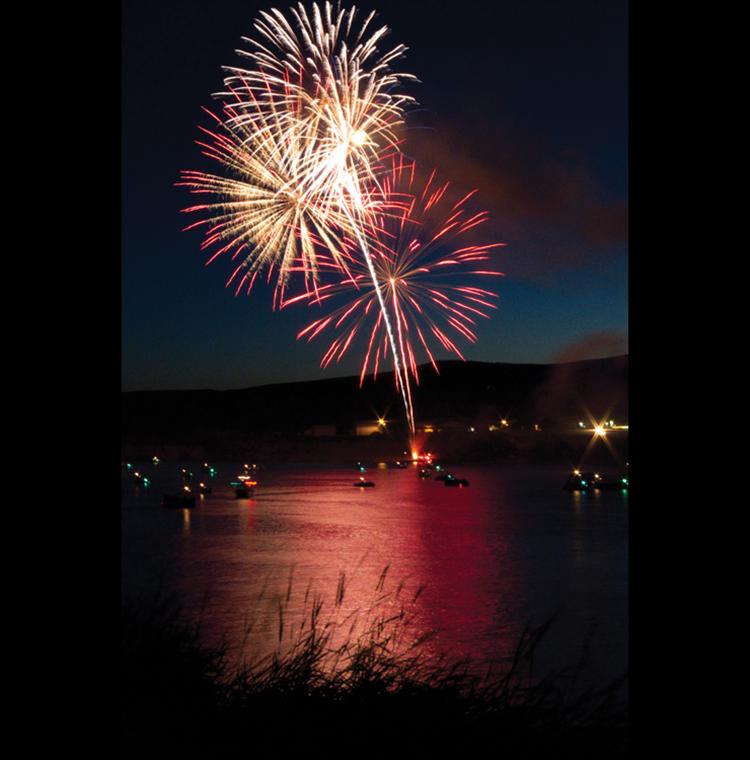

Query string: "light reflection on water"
[[122, 462, 627, 685]]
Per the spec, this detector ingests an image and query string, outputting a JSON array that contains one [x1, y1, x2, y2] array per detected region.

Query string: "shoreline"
[[122, 430, 628, 468]]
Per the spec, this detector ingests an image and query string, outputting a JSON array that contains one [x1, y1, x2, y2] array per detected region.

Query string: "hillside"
[[122, 356, 628, 449]]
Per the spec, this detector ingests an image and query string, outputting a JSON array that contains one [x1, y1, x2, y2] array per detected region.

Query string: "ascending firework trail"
[[179, 2, 418, 436], [290, 157, 505, 436]]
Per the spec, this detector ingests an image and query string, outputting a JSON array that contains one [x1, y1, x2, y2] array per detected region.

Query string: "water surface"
[[122, 461, 627, 686]]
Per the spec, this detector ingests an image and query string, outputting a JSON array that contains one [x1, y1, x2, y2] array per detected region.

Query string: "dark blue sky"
[[122, 0, 628, 391]]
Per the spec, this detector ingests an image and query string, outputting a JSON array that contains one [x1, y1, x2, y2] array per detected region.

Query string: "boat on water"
[[444, 474, 469, 487], [132, 470, 151, 488], [231, 477, 257, 498], [232, 463, 259, 497], [563, 470, 598, 490], [354, 476, 375, 487], [418, 468, 431, 478], [198, 482, 212, 495], [563, 469, 628, 491], [392, 461, 409, 469], [416, 452, 436, 468]]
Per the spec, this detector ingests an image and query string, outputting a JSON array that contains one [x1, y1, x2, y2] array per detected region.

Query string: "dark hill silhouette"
[[122, 356, 628, 443]]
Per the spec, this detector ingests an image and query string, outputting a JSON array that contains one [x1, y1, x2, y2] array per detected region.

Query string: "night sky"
[[122, 0, 628, 391]]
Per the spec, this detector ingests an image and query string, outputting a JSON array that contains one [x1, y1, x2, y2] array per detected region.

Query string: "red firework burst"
[[286, 158, 506, 387]]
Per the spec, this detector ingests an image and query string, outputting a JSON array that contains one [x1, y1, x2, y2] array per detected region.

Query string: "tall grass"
[[122, 568, 627, 758]]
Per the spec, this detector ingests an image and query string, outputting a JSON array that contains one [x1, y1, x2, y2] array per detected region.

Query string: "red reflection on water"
[[162, 467, 526, 671], [407, 470, 525, 668], [123, 463, 626, 684]]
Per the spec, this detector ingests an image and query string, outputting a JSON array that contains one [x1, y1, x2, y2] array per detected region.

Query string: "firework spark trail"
[[291, 157, 505, 432], [226, 1, 417, 435], [180, 2, 418, 437], [340, 203, 415, 433]]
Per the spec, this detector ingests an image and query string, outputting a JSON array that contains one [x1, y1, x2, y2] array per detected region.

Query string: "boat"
[[162, 488, 196, 508], [231, 478, 257, 498], [198, 482, 212, 495], [354, 476, 375, 487], [444, 474, 469, 487], [590, 472, 629, 490], [418, 468, 431, 479], [563, 470, 598, 491], [563, 469, 627, 491], [392, 461, 409, 469], [132, 470, 149, 487], [232, 463, 259, 497], [416, 452, 436, 468]]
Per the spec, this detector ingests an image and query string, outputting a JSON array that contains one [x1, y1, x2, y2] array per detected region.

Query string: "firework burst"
[[177, 93, 355, 298], [222, 1, 417, 212], [290, 158, 505, 423], [179, 1, 416, 293], [179, 2, 418, 433]]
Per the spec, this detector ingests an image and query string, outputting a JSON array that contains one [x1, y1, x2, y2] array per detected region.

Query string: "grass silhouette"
[[122, 567, 627, 758]]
